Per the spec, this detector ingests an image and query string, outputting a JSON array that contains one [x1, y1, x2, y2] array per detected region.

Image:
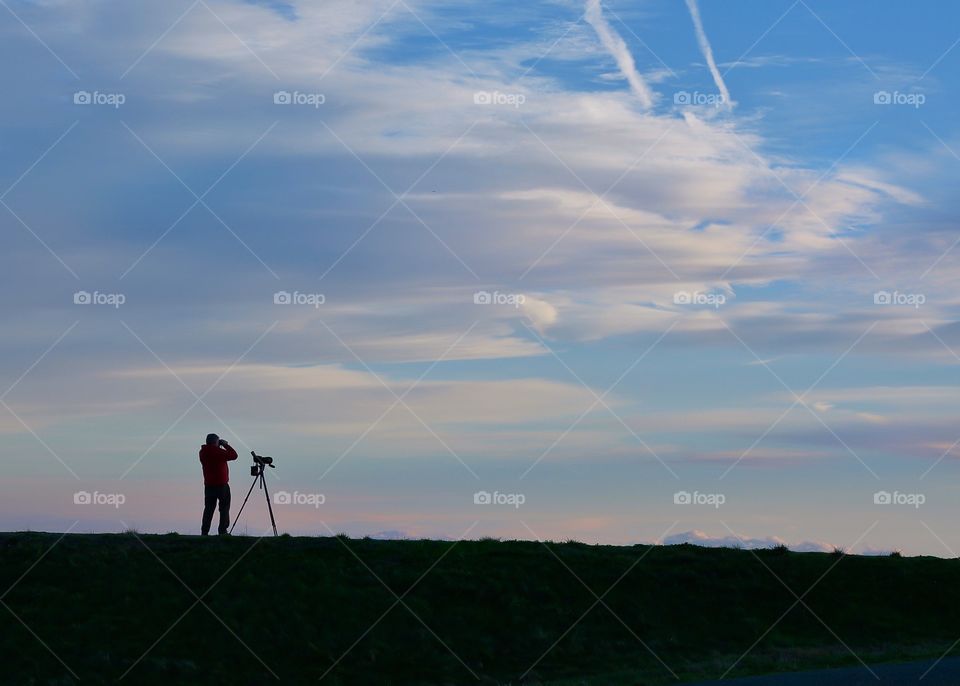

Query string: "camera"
[[250, 451, 275, 475]]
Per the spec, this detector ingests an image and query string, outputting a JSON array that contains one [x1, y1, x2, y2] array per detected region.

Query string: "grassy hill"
[[2, 532, 959, 685]]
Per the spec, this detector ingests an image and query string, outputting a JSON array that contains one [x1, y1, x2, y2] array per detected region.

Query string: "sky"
[[2, 0, 960, 556]]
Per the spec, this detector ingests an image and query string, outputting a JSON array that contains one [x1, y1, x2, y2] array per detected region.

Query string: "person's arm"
[[222, 443, 239, 462]]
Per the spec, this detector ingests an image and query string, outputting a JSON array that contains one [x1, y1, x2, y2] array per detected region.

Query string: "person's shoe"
[[218, 531, 231, 536], [201, 532, 209, 536]]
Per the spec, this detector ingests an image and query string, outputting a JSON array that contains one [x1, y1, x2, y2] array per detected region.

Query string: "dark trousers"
[[201, 484, 231, 535]]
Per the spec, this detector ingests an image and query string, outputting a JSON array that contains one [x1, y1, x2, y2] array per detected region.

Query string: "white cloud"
[[684, 0, 733, 108], [663, 529, 833, 553], [519, 296, 559, 334], [584, 0, 655, 108]]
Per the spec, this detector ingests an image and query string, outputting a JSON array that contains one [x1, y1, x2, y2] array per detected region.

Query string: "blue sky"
[[2, 0, 960, 555]]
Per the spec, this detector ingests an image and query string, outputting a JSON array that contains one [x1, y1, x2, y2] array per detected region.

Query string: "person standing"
[[199, 433, 238, 536]]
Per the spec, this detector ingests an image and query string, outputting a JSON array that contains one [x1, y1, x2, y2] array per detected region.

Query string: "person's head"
[[206, 433, 219, 446]]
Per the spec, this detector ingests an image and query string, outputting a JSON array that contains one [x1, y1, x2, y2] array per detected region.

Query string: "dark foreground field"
[[2, 532, 959, 685]]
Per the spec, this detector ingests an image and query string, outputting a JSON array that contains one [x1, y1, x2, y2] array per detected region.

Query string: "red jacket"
[[199, 443, 238, 486]]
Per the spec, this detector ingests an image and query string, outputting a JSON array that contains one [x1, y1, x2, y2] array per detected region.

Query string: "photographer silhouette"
[[199, 433, 238, 536]]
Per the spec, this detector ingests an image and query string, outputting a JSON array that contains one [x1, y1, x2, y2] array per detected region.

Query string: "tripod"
[[229, 451, 279, 536]]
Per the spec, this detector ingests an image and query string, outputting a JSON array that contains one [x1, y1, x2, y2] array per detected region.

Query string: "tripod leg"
[[229, 472, 260, 535], [260, 472, 279, 537]]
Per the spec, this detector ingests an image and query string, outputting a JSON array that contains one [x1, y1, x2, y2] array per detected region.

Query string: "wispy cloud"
[[684, 0, 733, 107], [584, 0, 655, 108]]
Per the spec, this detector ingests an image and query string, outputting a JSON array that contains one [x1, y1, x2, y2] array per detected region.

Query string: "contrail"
[[584, 0, 654, 109], [684, 0, 733, 108]]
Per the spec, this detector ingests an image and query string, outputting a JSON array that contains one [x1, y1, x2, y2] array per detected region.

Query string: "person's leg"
[[217, 484, 231, 535], [201, 486, 217, 535]]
